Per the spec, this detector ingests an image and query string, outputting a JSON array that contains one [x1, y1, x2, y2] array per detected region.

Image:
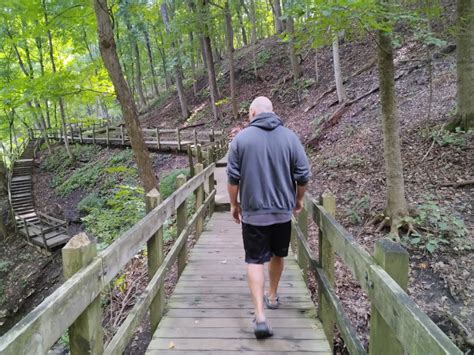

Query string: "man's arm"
[[292, 134, 310, 214], [294, 184, 306, 214], [227, 183, 241, 223]]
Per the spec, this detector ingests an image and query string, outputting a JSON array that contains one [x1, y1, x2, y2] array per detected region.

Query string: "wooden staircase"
[[10, 141, 70, 251]]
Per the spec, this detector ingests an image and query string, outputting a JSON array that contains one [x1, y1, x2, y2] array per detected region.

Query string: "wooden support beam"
[[369, 239, 408, 355], [195, 164, 204, 237], [318, 192, 336, 350], [62, 233, 103, 355], [145, 189, 165, 333], [176, 174, 187, 277]]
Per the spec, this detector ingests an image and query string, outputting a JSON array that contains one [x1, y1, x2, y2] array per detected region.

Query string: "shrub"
[[77, 192, 104, 214], [160, 169, 189, 199]]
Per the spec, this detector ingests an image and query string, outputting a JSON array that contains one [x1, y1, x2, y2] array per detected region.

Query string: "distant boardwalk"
[[146, 212, 332, 354]]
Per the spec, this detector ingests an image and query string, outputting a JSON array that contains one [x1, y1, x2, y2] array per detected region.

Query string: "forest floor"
[[1, 34, 472, 353]]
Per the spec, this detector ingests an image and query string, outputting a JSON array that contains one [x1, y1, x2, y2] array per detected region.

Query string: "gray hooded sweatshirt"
[[227, 112, 311, 224]]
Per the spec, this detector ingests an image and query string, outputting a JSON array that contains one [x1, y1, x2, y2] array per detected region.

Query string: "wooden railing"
[[291, 193, 462, 355], [0, 162, 216, 355], [31, 124, 224, 152]]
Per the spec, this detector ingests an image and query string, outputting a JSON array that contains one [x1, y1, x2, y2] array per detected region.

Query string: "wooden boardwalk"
[[146, 212, 331, 354]]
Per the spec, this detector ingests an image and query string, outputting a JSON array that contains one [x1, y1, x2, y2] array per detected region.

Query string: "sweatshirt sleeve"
[[292, 136, 311, 186], [226, 139, 240, 185]]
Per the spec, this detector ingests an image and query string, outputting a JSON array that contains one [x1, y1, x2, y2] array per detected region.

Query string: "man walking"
[[226, 96, 311, 339]]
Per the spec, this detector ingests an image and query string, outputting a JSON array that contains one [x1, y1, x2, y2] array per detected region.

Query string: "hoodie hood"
[[249, 112, 283, 131]]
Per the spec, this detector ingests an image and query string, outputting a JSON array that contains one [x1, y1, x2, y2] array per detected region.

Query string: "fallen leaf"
[[168, 341, 175, 349]]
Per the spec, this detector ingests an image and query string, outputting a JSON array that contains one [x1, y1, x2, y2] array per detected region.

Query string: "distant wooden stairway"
[[10, 140, 70, 251]]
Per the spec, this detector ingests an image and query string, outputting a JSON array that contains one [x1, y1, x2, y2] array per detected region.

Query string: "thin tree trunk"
[[247, 0, 258, 78], [332, 33, 347, 103], [225, 1, 238, 118], [189, 32, 198, 97], [377, 24, 408, 233], [143, 28, 160, 98], [287, 16, 302, 80], [455, 0, 474, 131], [42, 0, 73, 159], [130, 32, 147, 109], [236, 2, 248, 46], [272, 0, 284, 34], [94, 0, 158, 193], [160, 3, 189, 118], [200, 0, 220, 120]]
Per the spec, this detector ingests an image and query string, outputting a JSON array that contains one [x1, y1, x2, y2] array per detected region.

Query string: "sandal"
[[253, 319, 274, 339], [264, 294, 280, 309]]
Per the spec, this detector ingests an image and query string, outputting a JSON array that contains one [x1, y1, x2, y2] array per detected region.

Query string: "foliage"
[[159, 169, 189, 199], [77, 192, 104, 214], [344, 194, 370, 224], [401, 197, 470, 253], [82, 185, 145, 245], [41, 145, 102, 173], [0, 260, 11, 273], [422, 127, 467, 147]]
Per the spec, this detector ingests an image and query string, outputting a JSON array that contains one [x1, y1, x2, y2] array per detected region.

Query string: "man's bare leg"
[[247, 264, 266, 322], [268, 256, 284, 303]]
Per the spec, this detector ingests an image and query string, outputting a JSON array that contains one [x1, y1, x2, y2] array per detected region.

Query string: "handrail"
[[0, 163, 216, 355], [290, 194, 462, 355]]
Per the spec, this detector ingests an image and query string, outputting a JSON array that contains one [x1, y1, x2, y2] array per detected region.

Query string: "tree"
[[454, 0, 474, 131], [0, 160, 11, 238], [225, 1, 238, 118], [283, 0, 302, 80], [271, 0, 284, 34], [376, 4, 408, 235], [94, 0, 158, 192], [332, 32, 347, 103]]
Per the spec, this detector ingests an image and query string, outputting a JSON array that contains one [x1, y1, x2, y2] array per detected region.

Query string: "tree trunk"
[[160, 3, 189, 119], [94, 0, 158, 193], [332, 33, 347, 103], [287, 16, 302, 80], [248, 0, 258, 78], [200, 0, 220, 120], [225, 1, 238, 118], [272, 0, 284, 34], [42, 0, 74, 160], [143, 28, 160, 98], [236, 2, 248, 46], [455, 0, 474, 131], [377, 25, 408, 233], [189, 32, 198, 97]]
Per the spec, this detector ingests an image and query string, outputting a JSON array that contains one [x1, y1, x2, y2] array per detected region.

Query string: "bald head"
[[249, 96, 273, 120]]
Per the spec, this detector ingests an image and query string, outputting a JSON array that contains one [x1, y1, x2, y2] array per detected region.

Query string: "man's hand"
[[231, 203, 241, 224], [293, 198, 304, 215]]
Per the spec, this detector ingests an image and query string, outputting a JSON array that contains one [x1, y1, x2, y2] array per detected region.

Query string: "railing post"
[[106, 124, 110, 147], [176, 128, 181, 151], [318, 192, 336, 351], [369, 239, 409, 355], [187, 145, 195, 177], [155, 128, 160, 150], [176, 174, 187, 277], [195, 163, 204, 236], [193, 129, 198, 147], [297, 206, 309, 285], [196, 144, 203, 164], [207, 146, 214, 167], [145, 188, 165, 332], [208, 167, 215, 215], [121, 126, 125, 145], [70, 125, 75, 144], [62, 233, 103, 355], [92, 124, 96, 145], [79, 126, 83, 144]]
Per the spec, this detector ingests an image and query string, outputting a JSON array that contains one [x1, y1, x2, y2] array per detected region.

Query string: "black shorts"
[[242, 221, 292, 264]]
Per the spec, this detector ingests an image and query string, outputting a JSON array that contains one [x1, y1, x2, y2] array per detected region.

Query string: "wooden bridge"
[[32, 123, 225, 153], [8, 140, 70, 251], [0, 150, 462, 354]]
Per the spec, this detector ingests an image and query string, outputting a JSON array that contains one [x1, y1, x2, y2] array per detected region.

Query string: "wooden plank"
[[147, 351, 330, 355], [164, 308, 317, 319], [172, 287, 309, 295], [147, 338, 331, 352], [151, 327, 325, 340]]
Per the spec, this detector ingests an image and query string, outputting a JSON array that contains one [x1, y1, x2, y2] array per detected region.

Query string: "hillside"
[[141, 34, 473, 350]]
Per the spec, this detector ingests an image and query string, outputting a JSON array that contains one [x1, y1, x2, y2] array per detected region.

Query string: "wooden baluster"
[[145, 189, 165, 332], [369, 239, 409, 355], [318, 192, 336, 351], [187, 145, 195, 177], [106, 124, 110, 147], [208, 165, 215, 215], [70, 125, 75, 144], [92, 124, 96, 145], [176, 174, 187, 277], [155, 128, 160, 150], [193, 129, 198, 147], [62, 233, 103, 355], [121, 126, 125, 145], [195, 164, 204, 236], [197, 144, 203, 164], [297, 205, 309, 285], [176, 128, 181, 151], [207, 146, 214, 167], [79, 126, 83, 144]]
